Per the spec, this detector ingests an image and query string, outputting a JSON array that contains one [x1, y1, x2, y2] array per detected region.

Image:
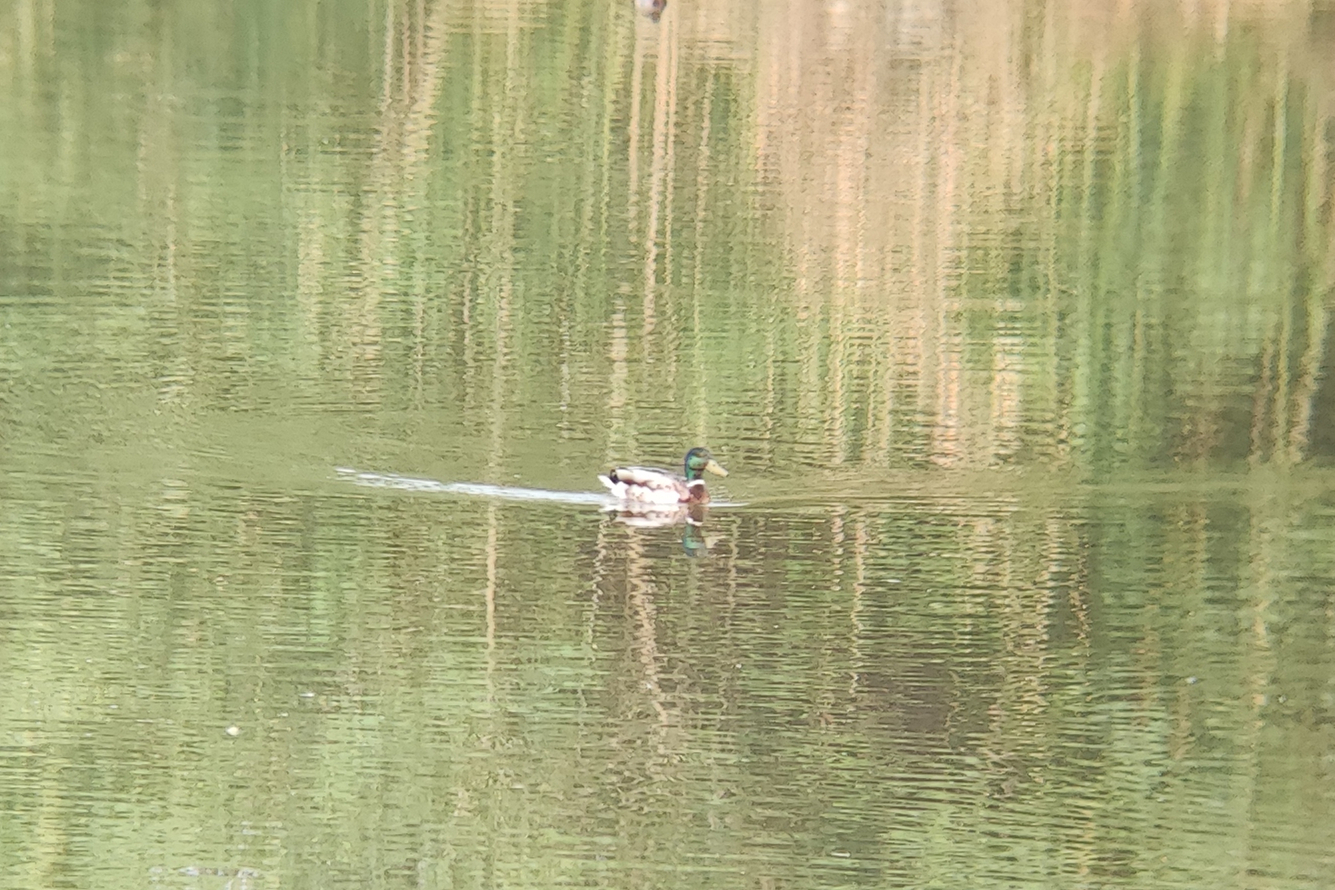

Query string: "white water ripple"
[[335, 468, 617, 506]]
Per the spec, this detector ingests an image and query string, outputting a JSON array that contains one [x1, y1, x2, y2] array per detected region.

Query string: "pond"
[[2, 0, 1334, 887]]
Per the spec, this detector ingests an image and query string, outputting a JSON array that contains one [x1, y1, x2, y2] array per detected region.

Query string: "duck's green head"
[[684, 447, 728, 482]]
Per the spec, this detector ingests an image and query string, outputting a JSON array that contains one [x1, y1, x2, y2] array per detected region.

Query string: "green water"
[[3, 1, 1334, 887]]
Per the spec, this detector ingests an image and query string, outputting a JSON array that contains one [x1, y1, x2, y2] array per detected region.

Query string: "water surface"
[[2, 0, 1334, 888]]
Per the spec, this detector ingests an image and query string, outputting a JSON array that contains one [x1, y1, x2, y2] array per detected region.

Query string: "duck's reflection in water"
[[609, 503, 712, 557]]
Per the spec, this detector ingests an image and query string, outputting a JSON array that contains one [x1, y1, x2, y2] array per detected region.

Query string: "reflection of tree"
[[11, 0, 1330, 479], [751, 0, 1334, 471], [3, 1, 1335, 882]]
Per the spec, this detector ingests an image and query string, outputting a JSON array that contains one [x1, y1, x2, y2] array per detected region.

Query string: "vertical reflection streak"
[[690, 73, 715, 443], [848, 510, 868, 699], [643, 16, 675, 337]]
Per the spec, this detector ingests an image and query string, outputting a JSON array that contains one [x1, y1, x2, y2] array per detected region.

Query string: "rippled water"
[[3, 0, 1335, 888]]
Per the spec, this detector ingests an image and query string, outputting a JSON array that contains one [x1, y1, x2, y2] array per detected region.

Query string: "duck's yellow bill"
[[705, 459, 728, 477]]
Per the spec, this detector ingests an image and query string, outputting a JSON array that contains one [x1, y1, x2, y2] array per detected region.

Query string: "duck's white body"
[[599, 466, 704, 504]]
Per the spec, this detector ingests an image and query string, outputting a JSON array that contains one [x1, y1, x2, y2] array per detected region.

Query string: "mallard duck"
[[599, 447, 728, 505]]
